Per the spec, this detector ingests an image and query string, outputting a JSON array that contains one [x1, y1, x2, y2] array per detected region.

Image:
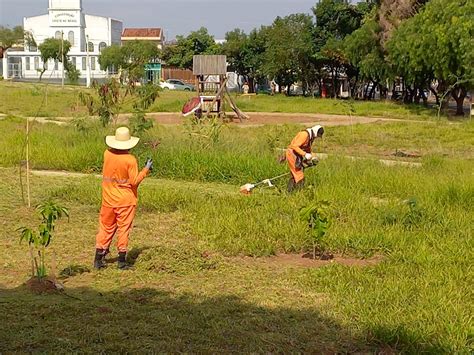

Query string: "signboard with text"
[[49, 11, 80, 26]]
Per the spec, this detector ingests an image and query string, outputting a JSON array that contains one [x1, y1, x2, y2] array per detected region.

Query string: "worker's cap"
[[310, 125, 324, 137], [105, 127, 140, 150]]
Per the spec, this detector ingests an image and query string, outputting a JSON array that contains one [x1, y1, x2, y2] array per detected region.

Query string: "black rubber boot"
[[117, 252, 131, 270], [94, 249, 106, 269], [287, 177, 305, 193]]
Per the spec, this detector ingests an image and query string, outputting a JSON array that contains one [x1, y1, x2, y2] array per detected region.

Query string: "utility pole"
[[61, 30, 64, 87], [86, 34, 91, 88]]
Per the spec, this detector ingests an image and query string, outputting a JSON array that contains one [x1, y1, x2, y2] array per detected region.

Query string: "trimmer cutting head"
[[239, 183, 255, 195]]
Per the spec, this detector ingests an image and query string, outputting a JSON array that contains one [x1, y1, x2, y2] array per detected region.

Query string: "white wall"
[[49, 0, 82, 10], [84, 14, 110, 53], [24, 14, 49, 51]]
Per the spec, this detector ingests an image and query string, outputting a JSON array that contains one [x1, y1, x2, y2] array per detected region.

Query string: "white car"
[[159, 79, 195, 91]]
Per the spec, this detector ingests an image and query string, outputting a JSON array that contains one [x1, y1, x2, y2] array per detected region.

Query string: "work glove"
[[304, 153, 313, 161], [145, 158, 153, 170]]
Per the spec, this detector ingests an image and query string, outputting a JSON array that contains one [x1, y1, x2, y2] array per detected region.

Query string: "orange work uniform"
[[96, 149, 149, 252], [286, 130, 313, 183]]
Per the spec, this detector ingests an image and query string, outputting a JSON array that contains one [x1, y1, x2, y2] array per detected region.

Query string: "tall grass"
[[0, 117, 472, 180]]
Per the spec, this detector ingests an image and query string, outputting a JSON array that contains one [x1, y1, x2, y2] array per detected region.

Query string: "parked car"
[[160, 79, 195, 91]]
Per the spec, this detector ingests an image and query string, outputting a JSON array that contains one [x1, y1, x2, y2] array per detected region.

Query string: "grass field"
[[0, 112, 473, 352], [0, 81, 441, 119]]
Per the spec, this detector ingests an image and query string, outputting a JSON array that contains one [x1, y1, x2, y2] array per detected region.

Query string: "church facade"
[[4, 0, 122, 81]]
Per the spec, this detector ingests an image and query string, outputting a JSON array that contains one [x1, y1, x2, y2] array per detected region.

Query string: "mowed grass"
[[0, 117, 473, 352], [0, 81, 441, 119]]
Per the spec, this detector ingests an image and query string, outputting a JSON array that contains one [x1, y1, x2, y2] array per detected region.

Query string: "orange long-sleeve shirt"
[[101, 149, 149, 207], [288, 130, 312, 157]]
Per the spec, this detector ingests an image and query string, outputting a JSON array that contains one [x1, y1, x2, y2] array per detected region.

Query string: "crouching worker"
[[94, 127, 153, 270], [286, 125, 324, 192]]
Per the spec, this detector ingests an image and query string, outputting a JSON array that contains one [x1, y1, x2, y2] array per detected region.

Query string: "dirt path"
[[15, 111, 439, 127], [131, 112, 436, 127]]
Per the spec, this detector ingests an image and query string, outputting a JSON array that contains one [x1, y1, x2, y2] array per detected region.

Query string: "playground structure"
[[192, 55, 248, 122]]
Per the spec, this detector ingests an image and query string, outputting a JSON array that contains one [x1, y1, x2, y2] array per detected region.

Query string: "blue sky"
[[0, 0, 319, 39]]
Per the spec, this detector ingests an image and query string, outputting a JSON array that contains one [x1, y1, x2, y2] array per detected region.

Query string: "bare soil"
[[142, 112, 384, 127], [24, 276, 63, 294], [31, 112, 433, 127], [237, 253, 383, 269]]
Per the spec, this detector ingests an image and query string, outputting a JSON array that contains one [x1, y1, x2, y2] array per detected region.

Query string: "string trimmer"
[[239, 157, 319, 194]]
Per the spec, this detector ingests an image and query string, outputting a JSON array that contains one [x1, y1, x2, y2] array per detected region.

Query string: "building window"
[[88, 42, 94, 52], [99, 42, 107, 53], [25, 57, 31, 70], [55, 31, 62, 39], [91, 57, 96, 70], [54, 60, 59, 71], [71, 57, 76, 68], [82, 57, 86, 71], [34, 57, 39, 70], [68, 31, 75, 46]]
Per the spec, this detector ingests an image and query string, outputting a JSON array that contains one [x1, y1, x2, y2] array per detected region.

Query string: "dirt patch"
[[24, 276, 64, 294], [24, 111, 433, 128], [237, 253, 383, 269], [139, 112, 383, 127]]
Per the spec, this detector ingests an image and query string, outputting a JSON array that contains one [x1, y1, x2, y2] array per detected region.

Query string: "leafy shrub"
[[18, 201, 69, 279], [299, 201, 330, 258]]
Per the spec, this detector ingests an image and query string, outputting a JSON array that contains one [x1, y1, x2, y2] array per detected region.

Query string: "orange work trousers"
[[96, 205, 136, 252], [286, 149, 305, 183]]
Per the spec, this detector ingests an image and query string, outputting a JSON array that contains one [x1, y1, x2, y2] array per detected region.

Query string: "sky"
[[0, 0, 318, 40]]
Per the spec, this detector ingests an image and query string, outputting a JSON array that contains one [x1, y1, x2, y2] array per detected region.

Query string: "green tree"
[[98, 44, 124, 74], [38, 37, 71, 81], [388, 0, 474, 114], [162, 27, 219, 69], [313, 0, 370, 40], [221, 27, 268, 93], [0, 26, 24, 59], [312, 0, 373, 98], [99, 41, 160, 84], [344, 15, 391, 99], [264, 14, 315, 95], [121, 41, 160, 83]]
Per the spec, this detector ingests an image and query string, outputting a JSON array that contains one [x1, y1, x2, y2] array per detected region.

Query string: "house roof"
[[122, 28, 163, 39]]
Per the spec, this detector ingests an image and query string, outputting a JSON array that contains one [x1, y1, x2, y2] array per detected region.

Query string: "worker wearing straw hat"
[[94, 127, 153, 270], [286, 125, 324, 192]]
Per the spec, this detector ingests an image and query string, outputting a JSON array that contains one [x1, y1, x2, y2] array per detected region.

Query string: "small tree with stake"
[[18, 201, 68, 280], [299, 201, 330, 259]]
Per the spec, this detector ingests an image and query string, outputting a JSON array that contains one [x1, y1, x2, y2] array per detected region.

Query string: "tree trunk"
[[248, 77, 255, 94], [369, 81, 377, 100], [363, 82, 370, 100], [430, 85, 440, 106], [404, 86, 415, 104], [350, 76, 358, 98], [452, 87, 467, 116], [391, 82, 397, 101], [414, 86, 421, 104], [378, 84, 385, 99], [421, 88, 428, 106]]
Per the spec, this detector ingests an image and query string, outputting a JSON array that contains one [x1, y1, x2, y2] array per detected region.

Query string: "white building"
[[4, 0, 122, 82]]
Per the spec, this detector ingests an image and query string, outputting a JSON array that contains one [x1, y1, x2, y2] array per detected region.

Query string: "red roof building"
[[121, 28, 164, 49]]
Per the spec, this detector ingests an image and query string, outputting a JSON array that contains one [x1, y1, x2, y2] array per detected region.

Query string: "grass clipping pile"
[[134, 245, 220, 275]]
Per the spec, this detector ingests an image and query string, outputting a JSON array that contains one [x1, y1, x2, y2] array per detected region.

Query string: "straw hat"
[[105, 127, 139, 150]]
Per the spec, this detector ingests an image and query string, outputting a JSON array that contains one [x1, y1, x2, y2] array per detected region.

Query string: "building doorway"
[[145, 63, 161, 85]]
